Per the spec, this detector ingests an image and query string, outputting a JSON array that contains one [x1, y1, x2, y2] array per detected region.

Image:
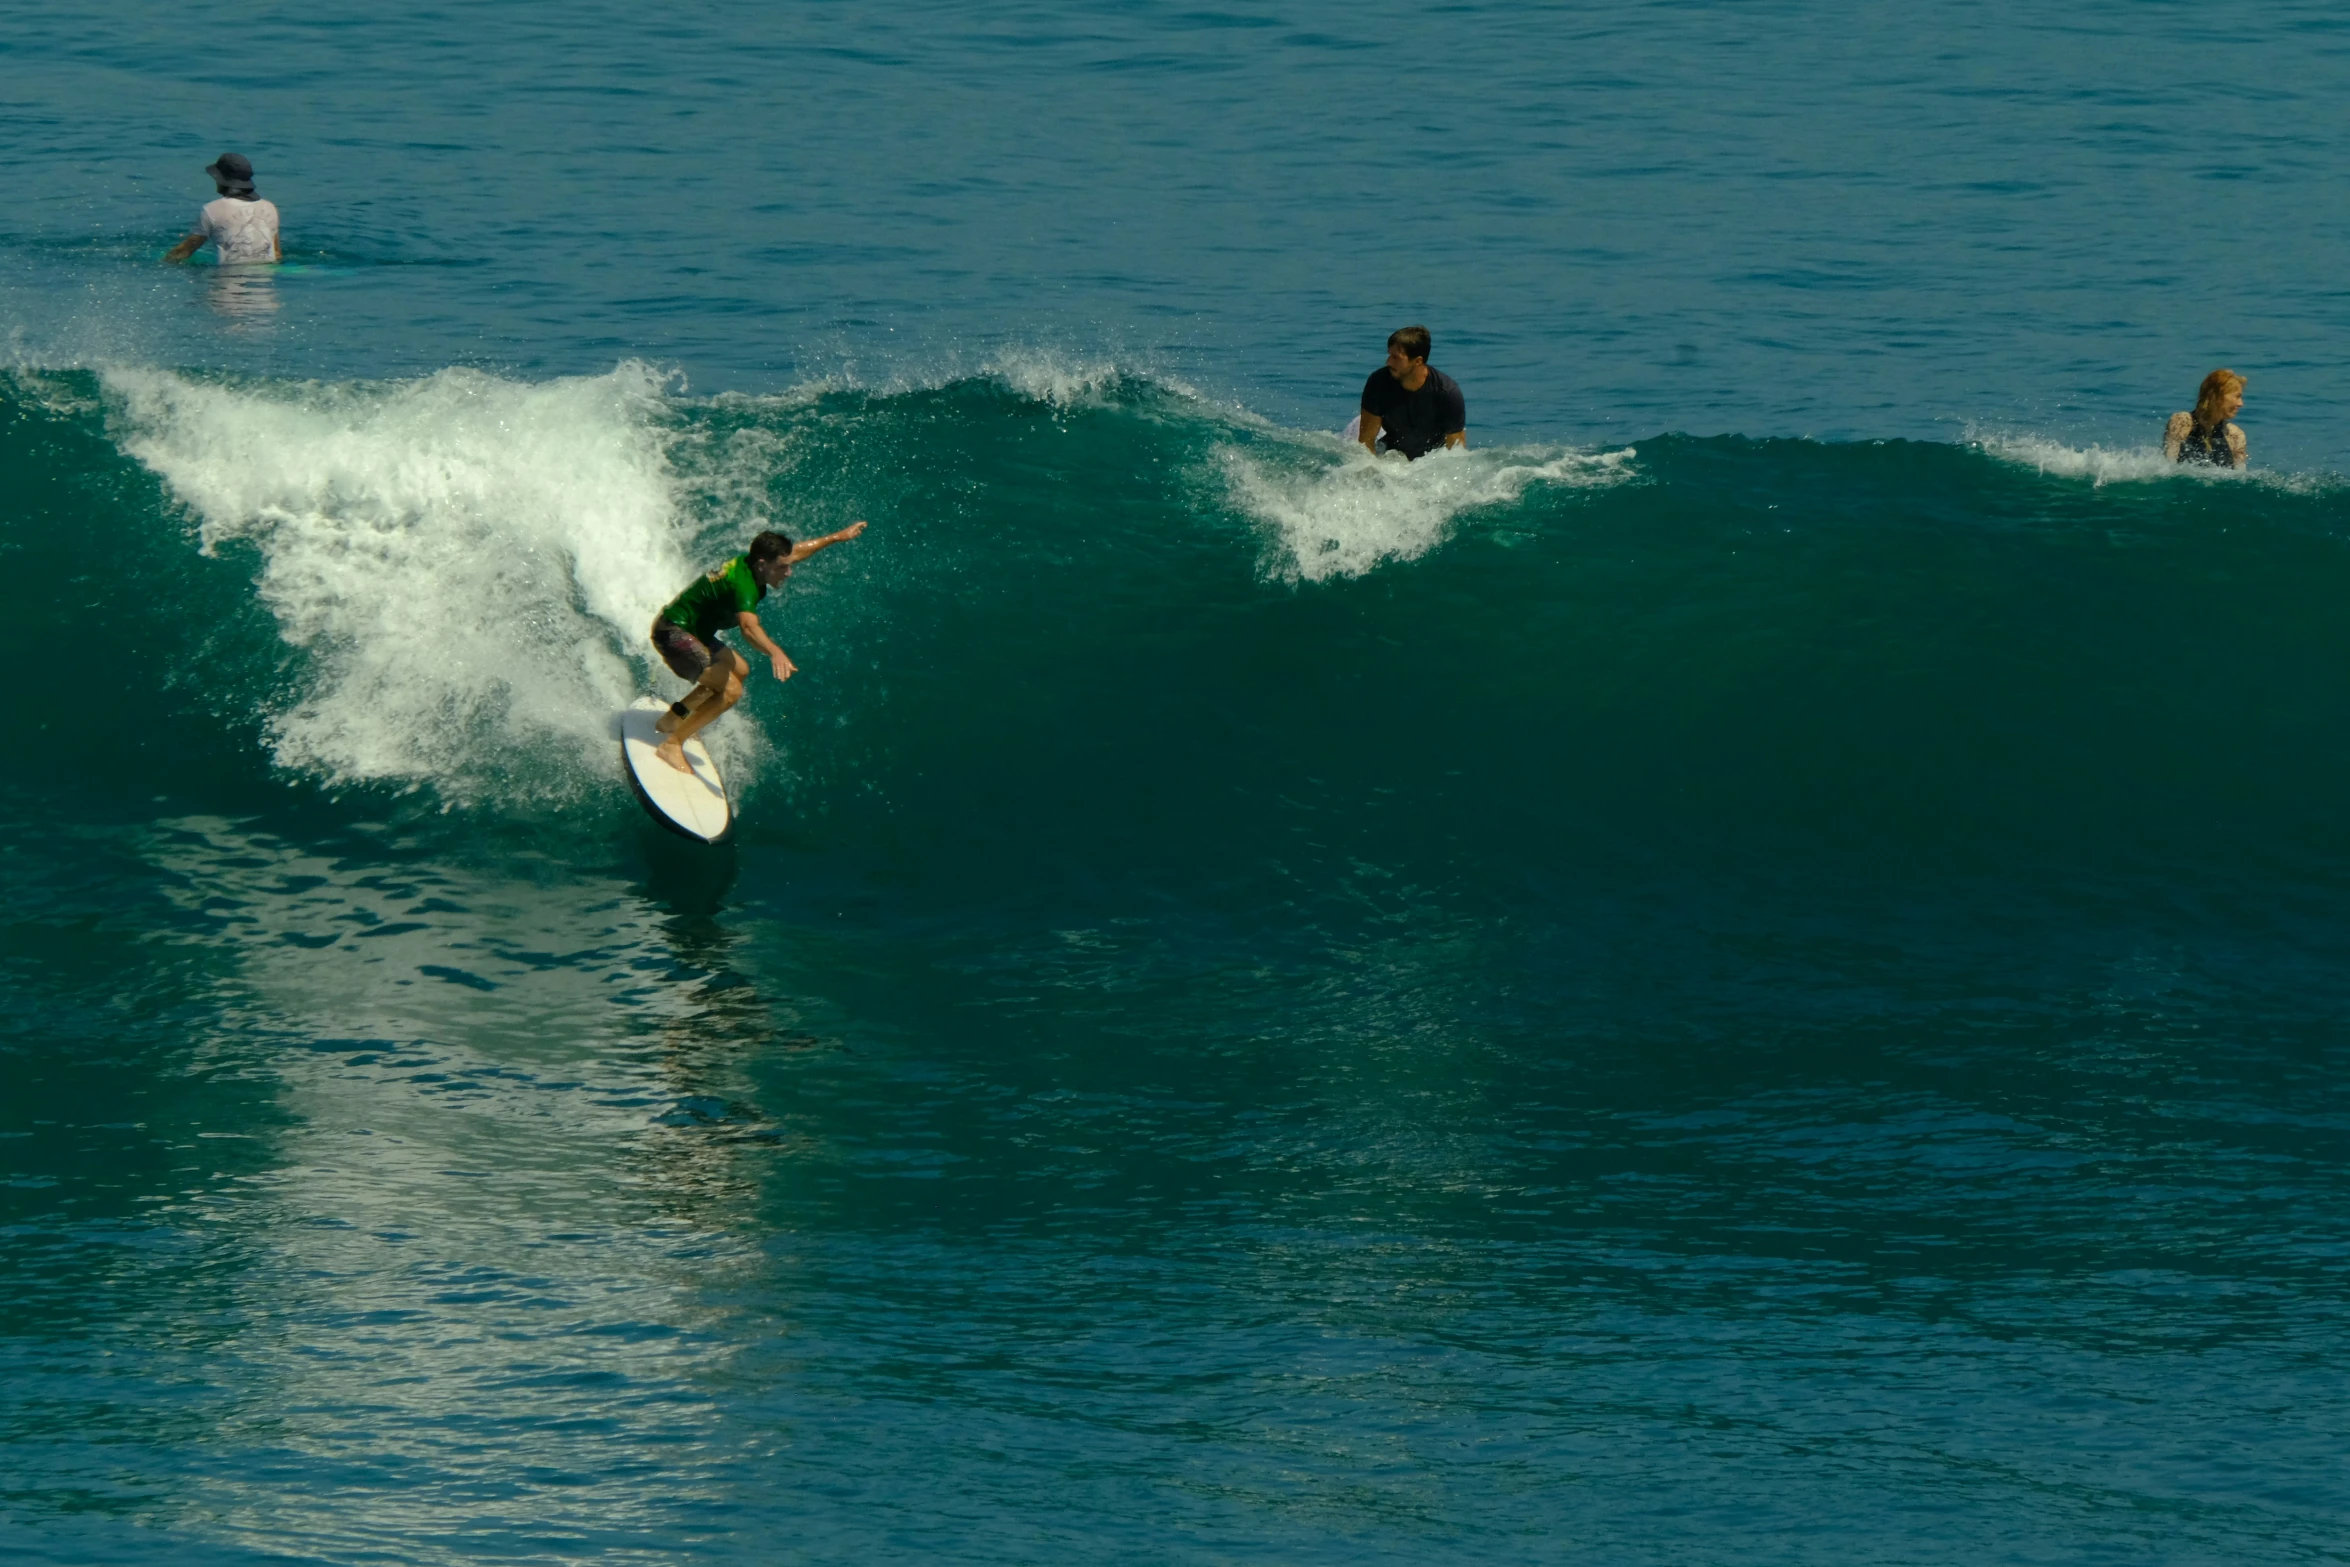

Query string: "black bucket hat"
[[204, 153, 255, 194]]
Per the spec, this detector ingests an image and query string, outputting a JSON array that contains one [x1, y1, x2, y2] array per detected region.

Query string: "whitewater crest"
[[1223, 438, 1637, 582], [1974, 431, 2343, 494], [105, 361, 760, 806], [1974, 433, 2215, 487]]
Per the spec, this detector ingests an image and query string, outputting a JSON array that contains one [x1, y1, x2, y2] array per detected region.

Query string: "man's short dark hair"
[[747, 529, 794, 566], [1388, 325, 1432, 363]]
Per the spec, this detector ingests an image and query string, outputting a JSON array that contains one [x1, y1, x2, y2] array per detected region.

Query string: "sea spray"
[[105, 362, 745, 805], [1221, 436, 1637, 581]]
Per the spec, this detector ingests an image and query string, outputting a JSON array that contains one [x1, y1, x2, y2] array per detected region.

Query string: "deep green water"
[[5, 366, 2350, 1562]]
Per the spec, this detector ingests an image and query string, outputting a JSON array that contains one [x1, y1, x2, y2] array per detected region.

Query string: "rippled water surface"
[[5, 3, 2350, 1563]]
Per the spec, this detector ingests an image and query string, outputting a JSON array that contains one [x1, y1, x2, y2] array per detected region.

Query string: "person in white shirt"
[[165, 154, 280, 265]]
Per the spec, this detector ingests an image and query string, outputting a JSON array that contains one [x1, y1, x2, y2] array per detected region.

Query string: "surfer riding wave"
[[648, 521, 866, 773]]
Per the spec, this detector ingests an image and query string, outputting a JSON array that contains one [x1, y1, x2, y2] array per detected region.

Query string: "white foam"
[[1973, 433, 2212, 487], [1973, 430, 2345, 494], [1224, 437, 1637, 582], [106, 361, 751, 806], [2, 365, 100, 419]]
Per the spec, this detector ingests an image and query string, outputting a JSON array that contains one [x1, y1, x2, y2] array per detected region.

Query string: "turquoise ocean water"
[[6, 4, 2350, 1562]]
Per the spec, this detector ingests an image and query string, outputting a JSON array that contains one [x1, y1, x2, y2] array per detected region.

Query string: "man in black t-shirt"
[[1357, 325, 1466, 459]]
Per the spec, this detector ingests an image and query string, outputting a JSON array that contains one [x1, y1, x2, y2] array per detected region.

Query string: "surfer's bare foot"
[[654, 738, 693, 773], [654, 710, 678, 735]]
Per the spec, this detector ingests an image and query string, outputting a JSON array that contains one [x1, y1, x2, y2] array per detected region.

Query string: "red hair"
[[2192, 369, 2245, 432]]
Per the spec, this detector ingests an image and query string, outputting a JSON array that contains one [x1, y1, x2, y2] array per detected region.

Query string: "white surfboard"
[[620, 697, 731, 842]]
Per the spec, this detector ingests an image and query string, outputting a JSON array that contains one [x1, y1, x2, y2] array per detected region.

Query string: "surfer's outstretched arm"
[[784, 519, 867, 565], [733, 611, 796, 682]]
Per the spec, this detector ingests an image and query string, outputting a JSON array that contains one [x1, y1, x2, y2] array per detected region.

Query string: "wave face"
[[22, 363, 2350, 888], [8, 365, 2350, 1564]]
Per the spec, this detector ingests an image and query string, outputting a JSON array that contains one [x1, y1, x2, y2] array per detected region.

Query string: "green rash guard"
[[658, 556, 766, 641]]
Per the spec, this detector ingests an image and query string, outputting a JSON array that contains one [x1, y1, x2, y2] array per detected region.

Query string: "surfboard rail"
[[619, 697, 732, 842]]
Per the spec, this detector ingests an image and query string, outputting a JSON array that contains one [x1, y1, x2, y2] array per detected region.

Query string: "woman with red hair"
[[2164, 370, 2248, 468]]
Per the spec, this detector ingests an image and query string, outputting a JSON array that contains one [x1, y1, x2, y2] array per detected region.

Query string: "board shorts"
[[652, 621, 727, 681]]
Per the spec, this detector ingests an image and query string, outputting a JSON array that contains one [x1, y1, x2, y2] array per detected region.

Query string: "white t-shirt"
[[197, 196, 280, 264]]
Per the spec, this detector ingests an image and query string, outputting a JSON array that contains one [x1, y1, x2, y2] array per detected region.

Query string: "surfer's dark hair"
[[747, 530, 794, 566], [1387, 325, 1432, 362]]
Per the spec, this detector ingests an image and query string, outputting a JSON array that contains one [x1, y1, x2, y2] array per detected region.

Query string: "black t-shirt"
[[1359, 366, 1466, 459]]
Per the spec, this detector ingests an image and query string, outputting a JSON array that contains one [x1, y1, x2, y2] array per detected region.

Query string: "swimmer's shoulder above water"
[[163, 153, 281, 265], [1356, 325, 1466, 461]]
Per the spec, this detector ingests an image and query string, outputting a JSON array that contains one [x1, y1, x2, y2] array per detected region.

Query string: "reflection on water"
[[637, 827, 739, 924], [1, 816, 794, 1561], [204, 266, 279, 325], [11, 802, 2350, 1562]]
